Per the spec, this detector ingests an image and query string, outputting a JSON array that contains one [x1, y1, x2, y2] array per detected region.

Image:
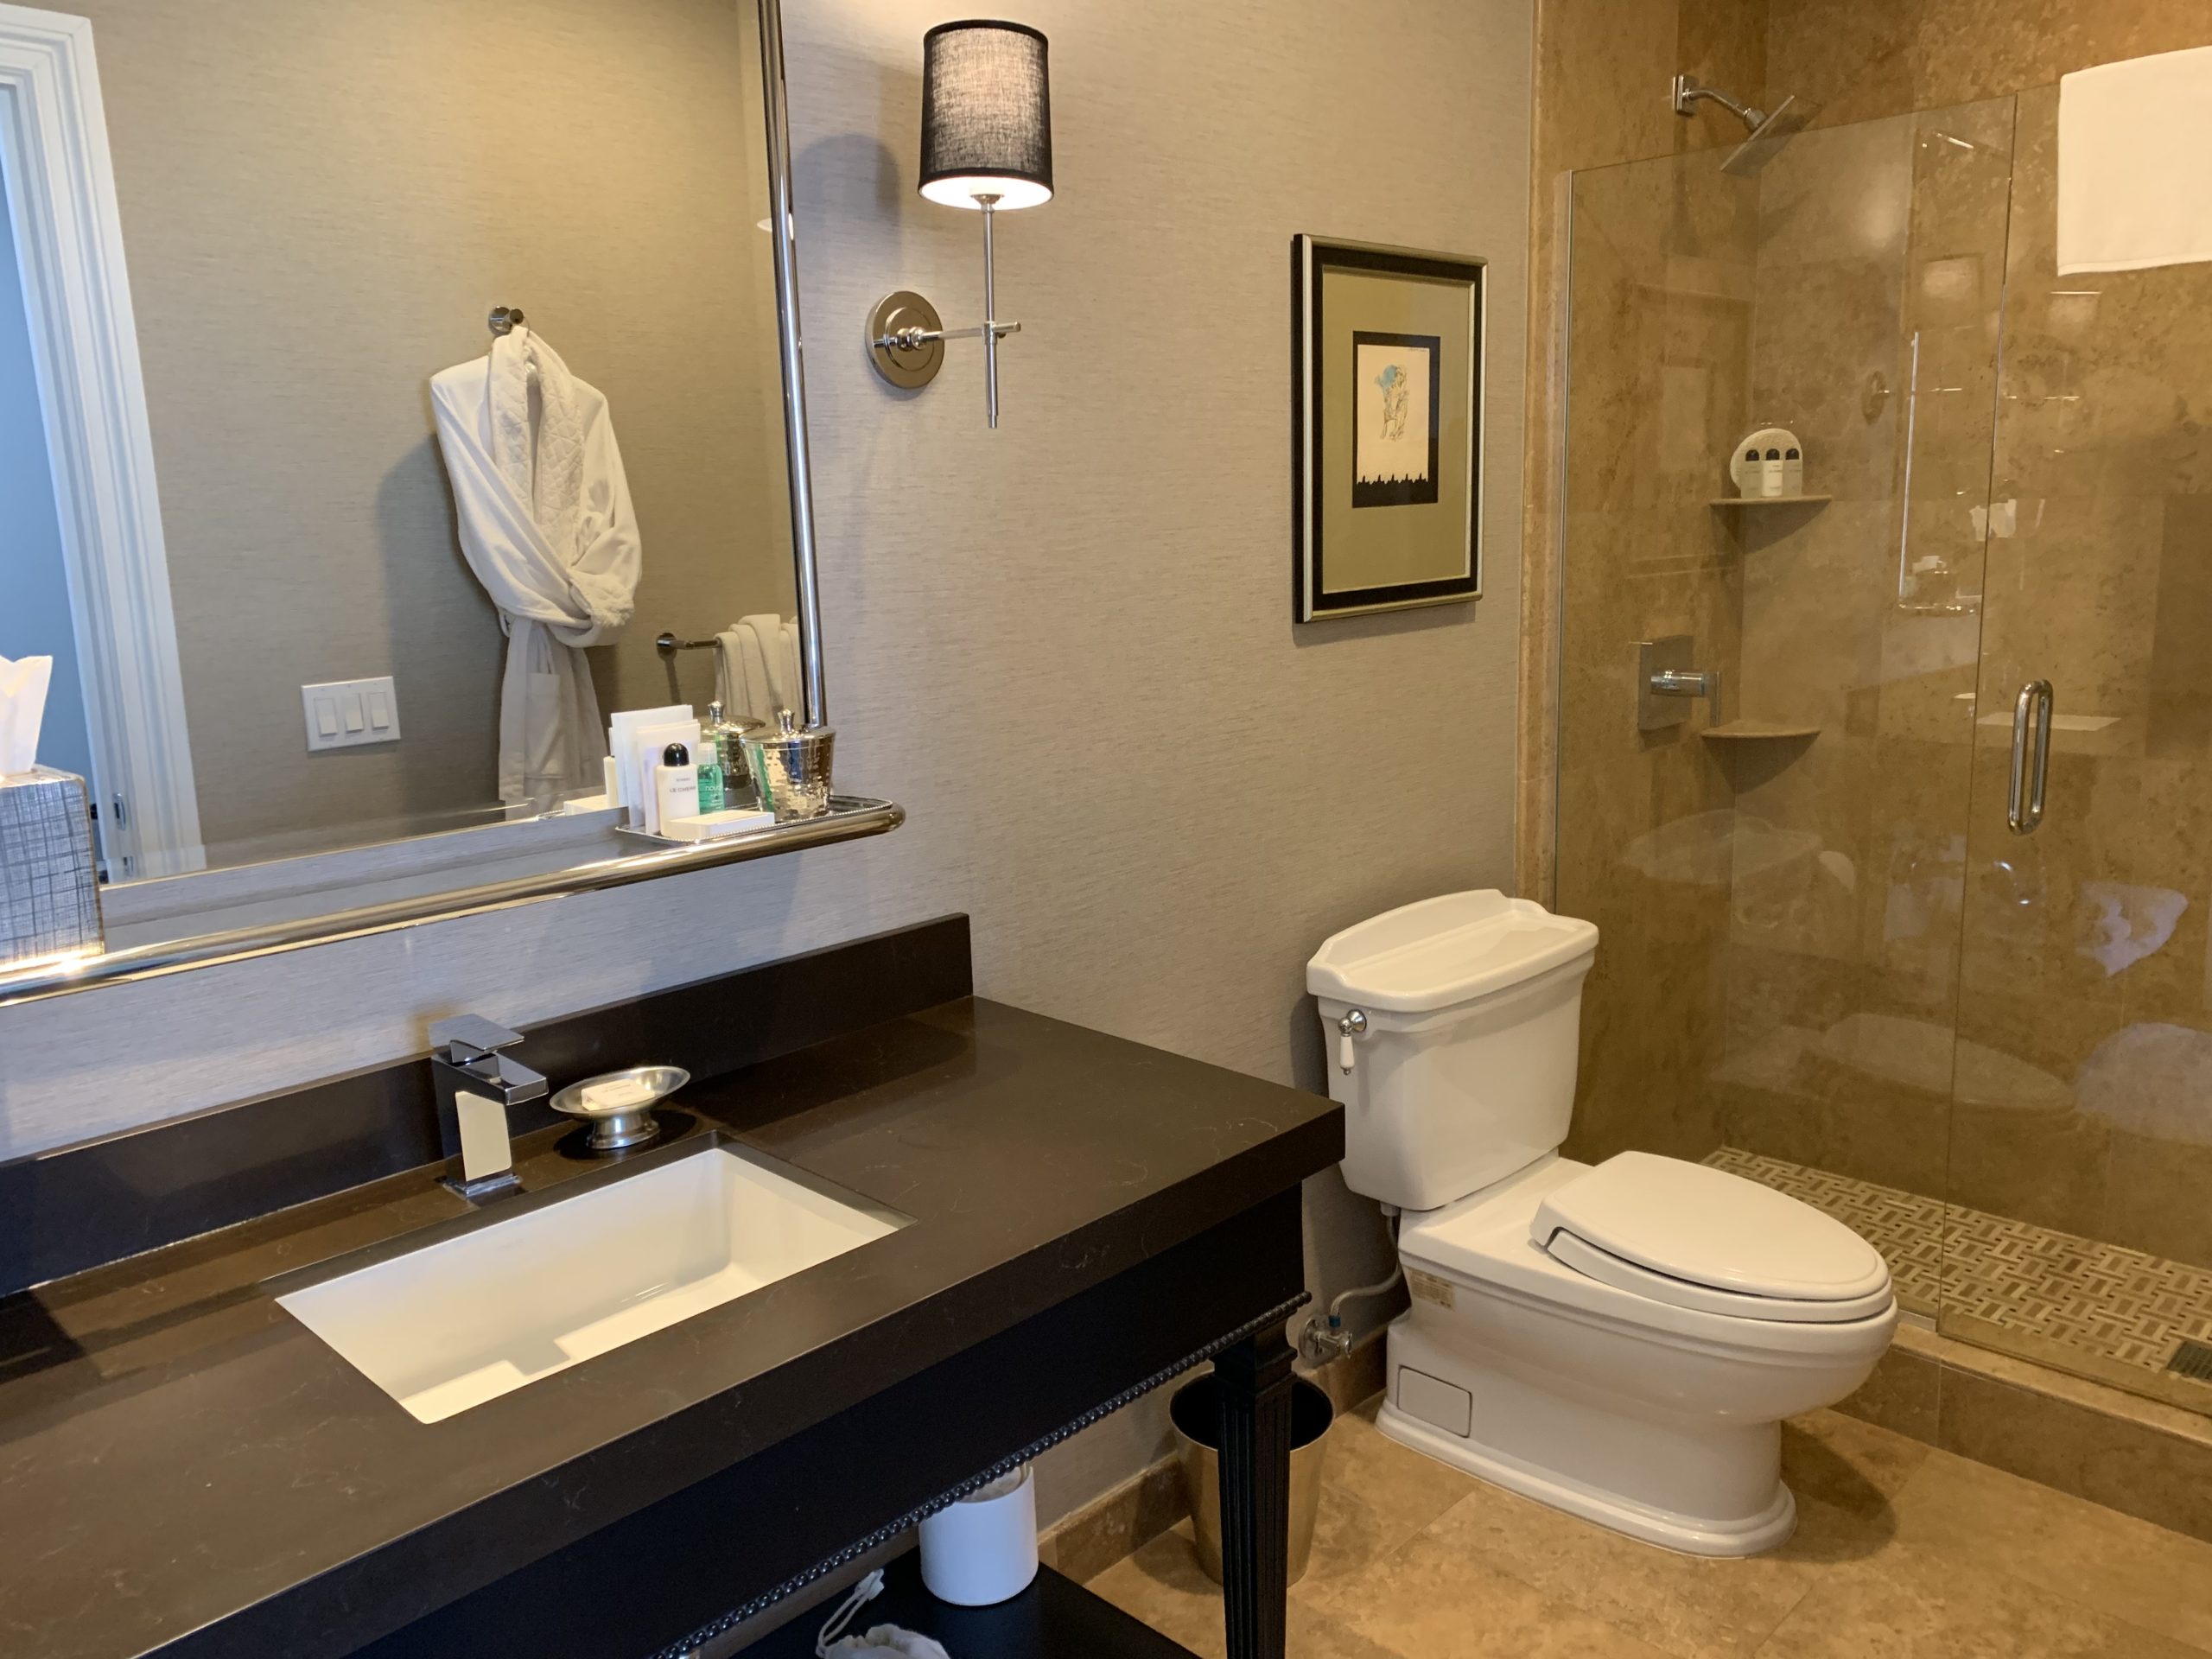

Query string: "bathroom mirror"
[[0, 0, 893, 1003]]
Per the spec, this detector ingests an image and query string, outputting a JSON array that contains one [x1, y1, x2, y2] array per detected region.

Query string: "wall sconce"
[[867, 20, 1052, 429]]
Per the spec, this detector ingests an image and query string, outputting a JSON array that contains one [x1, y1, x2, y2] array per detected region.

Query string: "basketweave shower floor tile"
[[1705, 1147, 2212, 1399]]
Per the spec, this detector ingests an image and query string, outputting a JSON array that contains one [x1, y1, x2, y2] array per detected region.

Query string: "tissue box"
[[0, 766, 104, 967]]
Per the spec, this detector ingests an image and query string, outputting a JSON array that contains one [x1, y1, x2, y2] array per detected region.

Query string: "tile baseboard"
[[1838, 1322, 2212, 1544]]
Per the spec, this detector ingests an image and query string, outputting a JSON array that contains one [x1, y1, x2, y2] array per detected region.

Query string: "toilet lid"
[[1306, 891, 1598, 1013], [1530, 1153, 1892, 1321]]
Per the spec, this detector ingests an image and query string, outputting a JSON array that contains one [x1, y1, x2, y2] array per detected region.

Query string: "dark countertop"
[[0, 998, 1341, 1659]]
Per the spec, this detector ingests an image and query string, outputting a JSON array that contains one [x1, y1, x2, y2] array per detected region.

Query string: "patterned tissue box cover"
[[0, 766, 104, 966]]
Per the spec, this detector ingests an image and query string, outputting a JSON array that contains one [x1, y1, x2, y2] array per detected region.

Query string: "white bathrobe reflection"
[[431, 327, 639, 812]]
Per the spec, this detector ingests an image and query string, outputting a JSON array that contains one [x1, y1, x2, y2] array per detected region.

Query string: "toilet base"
[[1377, 1313, 1808, 1557], [1374, 1400, 1797, 1557]]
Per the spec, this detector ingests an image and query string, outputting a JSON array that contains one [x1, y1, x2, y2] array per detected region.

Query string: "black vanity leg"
[[1214, 1323, 1295, 1659]]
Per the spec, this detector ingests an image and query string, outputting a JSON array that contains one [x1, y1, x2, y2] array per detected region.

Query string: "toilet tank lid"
[[1306, 891, 1598, 1014]]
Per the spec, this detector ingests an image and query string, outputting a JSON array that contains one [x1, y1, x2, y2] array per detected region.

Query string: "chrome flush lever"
[[1338, 1009, 1369, 1074], [2007, 679, 2054, 835]]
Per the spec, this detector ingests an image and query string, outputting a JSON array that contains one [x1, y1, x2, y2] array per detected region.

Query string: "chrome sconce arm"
[[867, 199, 1027, 426], [868, 19, 1052, 429]]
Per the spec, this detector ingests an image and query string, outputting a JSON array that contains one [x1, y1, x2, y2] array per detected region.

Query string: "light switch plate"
[[302, 677, 401, 751]]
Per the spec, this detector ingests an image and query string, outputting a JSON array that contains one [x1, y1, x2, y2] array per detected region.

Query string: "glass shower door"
[[1552, 99, 2014, 1320], [1943, 84, 2212, 1406]]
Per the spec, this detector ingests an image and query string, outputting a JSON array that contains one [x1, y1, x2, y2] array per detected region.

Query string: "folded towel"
[[740, 613, 798, 714], [715, 626, 773, 722], [2058, 46, 2212, 275]]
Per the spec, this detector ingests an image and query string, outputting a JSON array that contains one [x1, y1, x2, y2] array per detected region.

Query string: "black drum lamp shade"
[[918, 20, 1053, 211]]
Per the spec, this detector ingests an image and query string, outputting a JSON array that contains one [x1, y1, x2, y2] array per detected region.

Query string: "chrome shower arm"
[[1671, 73, 1767, 130]]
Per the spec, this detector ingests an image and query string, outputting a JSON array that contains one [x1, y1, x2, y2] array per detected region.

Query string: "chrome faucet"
[[429, 1015, 547, 1202]]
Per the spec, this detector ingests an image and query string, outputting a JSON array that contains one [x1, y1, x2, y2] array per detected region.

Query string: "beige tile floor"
[[1090, 1397, 2212, 1658]]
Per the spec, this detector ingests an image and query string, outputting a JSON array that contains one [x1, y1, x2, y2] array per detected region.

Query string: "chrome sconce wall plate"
[[867, 291, 946, 389], [866, 19, 1052, 428]]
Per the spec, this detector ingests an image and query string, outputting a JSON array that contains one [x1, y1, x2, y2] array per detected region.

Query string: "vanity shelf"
[[739, 1551, 1198, 1658], [1709, 494, 1831, 508], [0, 795, 906, 1006], [1701, 721, 1821, 742]]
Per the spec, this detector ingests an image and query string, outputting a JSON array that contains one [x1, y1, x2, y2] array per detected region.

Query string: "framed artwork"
[[1293, 237, 1484, 621]]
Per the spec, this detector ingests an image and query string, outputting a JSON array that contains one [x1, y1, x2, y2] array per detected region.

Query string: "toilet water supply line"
[[1304, 1207, 1403, 1362], [1309, 1007, 1398, 1360]]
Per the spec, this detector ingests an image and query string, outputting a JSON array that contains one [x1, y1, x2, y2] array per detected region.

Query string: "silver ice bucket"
[[746, 709, 835, 823]]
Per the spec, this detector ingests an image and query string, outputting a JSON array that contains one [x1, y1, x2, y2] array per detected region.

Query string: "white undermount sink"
[[277, 1145, 904, 1423]]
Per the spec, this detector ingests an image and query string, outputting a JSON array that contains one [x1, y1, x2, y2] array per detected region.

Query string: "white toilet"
[[1308, 891, 1896, 1557]]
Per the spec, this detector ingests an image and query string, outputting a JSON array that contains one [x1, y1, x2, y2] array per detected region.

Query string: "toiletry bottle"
[[695, 734, 726, 814], [653, 742, 698, 836], [1783, 446, 1803, 495], [1762, 447, 1784, 497], [1741, 447, 1761, 498]]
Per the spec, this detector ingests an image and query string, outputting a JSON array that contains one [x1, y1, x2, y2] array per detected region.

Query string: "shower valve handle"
[[1649, 668, 1718, 700]]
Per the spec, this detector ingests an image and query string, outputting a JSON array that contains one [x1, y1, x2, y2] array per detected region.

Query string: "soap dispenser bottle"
[[652, 742, 698, 836]]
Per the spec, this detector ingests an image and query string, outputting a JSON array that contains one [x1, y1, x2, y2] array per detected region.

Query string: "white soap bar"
[[580, 1077, 658, 1110], [661, 808, 776, 842]]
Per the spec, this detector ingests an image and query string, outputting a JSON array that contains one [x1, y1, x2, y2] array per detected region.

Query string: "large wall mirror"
[[0, 0, 895, 1002]]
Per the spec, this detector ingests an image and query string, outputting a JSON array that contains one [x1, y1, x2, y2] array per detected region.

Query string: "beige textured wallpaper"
[[76, 0, 792, 864], [0, 0, 1533, 1523]]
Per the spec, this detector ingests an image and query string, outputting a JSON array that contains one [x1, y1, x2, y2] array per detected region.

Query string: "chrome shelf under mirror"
[[0, 797, 903, 1007]]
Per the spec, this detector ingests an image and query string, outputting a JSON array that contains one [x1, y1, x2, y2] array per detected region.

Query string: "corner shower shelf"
[[1701, 720, 1821, 741], [1709, 493, 1831, 508]]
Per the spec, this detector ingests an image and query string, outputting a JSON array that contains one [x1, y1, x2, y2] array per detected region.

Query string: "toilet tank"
[[1307, 892, 1599, 1211]]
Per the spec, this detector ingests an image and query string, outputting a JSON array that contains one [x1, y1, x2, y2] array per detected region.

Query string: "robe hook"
[[487, 306, 524, 337]]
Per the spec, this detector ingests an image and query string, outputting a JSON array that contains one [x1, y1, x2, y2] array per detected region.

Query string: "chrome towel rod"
[[656, 632, 719, 654]]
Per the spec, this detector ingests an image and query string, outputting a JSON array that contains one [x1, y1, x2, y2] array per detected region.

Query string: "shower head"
[[1720, 94, 1816, 175], [1669, 74, 1819, 175]]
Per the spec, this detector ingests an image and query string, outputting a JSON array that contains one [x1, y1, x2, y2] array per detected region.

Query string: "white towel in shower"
[[2057, 46, 2212, 275]]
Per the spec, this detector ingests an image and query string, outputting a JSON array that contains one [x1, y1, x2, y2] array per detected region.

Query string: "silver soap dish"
[[549, 1065, 690, 1152]]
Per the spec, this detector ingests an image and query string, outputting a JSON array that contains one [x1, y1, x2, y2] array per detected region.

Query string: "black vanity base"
[[738, 1549, 1196, 1659], [0, 919, 1344, 1659]]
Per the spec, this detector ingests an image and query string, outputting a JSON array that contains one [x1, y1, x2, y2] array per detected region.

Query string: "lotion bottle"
[[652, 742, 698, 836]]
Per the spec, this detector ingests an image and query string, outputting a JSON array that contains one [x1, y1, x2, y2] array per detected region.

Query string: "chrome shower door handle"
[[2007, 679, 2054, 835]]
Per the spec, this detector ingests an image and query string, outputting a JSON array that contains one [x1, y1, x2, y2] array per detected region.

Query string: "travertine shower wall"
[[1714, 98, 2012, 1199], [1533, 0, 2212, 1286], [1521, 0, 1765, 1166]]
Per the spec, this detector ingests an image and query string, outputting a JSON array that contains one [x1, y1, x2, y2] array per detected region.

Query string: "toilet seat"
[[1529, 1152, 1892, 1324], [1540, 1229, 1895, 1323], [1400, 1156, 1895, 1357]]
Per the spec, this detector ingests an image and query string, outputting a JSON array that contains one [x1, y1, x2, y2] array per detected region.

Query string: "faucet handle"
[[429, 1014, 526, 1064]]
